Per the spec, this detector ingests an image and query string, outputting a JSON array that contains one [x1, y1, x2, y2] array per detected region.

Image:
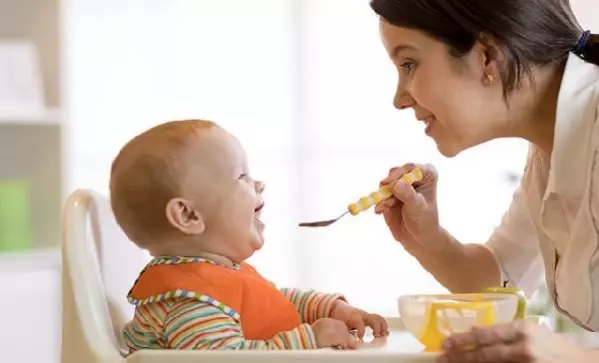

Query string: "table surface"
[[353, 318, 434, 355], [359, 330, 427, 352]]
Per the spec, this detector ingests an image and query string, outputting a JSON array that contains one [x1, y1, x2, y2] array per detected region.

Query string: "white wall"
[[571, 0, 597, 31], [62, 0, 303, 285]]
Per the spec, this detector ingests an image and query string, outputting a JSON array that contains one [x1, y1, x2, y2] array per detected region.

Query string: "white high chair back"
[[61, 189, 148, 363]]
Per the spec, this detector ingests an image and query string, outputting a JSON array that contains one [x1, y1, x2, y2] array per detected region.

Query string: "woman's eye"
[[400, 61, 416, 74]]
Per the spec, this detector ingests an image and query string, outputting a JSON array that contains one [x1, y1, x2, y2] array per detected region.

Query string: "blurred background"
[[0, 0, 596, 361]]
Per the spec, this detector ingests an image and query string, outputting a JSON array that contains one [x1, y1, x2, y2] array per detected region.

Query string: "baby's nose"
[[255, 181, 265, 193]]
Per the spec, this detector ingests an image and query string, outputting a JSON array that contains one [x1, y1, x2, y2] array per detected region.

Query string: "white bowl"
[[398, 293, 521, 349]]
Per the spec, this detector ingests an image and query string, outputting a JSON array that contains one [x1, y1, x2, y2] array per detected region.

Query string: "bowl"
[[398, 293, 521, 351]]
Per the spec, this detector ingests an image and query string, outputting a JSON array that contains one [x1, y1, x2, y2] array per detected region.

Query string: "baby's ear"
[[165, 197, 205, 235]]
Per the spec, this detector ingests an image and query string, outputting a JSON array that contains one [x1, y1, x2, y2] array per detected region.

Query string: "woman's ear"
[[477, 33, 505, 85], [165, 198, 205, 235]]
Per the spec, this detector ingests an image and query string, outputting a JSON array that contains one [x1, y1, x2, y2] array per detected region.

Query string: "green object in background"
[[0, 180, 31, 251]]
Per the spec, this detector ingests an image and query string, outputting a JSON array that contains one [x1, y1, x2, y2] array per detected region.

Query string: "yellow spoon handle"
[[347, 168, 423, 216]]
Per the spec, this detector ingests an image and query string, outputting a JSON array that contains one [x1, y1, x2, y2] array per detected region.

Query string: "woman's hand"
[[438, 320, 595, 363], [375, 163, 441, 249]]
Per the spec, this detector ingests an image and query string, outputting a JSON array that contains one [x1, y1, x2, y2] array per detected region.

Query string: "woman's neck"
[[507, 60, 566, 156]]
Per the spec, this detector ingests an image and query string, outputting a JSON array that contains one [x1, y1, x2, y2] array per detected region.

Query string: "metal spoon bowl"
[[298, 211, 348, 227]]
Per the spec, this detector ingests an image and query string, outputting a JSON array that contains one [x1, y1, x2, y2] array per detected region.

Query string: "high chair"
[[61, 189, 147, 363], [60, 189, 439, 363]]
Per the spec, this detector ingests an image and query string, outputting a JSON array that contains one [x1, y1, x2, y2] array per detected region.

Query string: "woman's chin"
[[436, 141, 462, 158]]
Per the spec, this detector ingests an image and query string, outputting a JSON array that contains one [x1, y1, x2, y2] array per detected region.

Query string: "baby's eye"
[[239, 173, 251, 182]]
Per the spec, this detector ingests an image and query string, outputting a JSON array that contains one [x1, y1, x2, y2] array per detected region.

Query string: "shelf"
[[0, 107, 61, 125], [0, 123, 61, 249]]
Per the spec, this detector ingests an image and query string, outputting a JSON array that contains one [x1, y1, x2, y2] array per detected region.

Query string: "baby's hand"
[[329, 300, 389, 338], [311, 318, 358, 349]]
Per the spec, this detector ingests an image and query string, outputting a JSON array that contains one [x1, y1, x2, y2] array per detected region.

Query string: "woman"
[[369, 0, 599, 362]]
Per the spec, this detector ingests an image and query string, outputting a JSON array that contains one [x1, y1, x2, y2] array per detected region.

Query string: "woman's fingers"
[[438, 341, 529, 363], [443, 323, 525, 352], [391, 178, 427, 210], [380, 164, 417, 186], [380, 163, 437, 186], [439, 323, 529, 363], [374, 198, 397, 214], [376, 163, 437, 214], [376, 163, 419, 214]]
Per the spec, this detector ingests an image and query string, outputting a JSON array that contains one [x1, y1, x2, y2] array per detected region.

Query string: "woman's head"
[[371, 0, 598, 156]]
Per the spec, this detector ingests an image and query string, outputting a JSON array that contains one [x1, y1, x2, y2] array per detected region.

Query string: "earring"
[[484, 74, 495, 85]]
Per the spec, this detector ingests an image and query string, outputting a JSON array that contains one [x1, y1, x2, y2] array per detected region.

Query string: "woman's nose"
[[393, 89, 415, 110]]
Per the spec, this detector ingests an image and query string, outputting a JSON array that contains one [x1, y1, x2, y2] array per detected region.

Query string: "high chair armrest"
[[127, 349, 436, 363], [126, 317, 438, 363]]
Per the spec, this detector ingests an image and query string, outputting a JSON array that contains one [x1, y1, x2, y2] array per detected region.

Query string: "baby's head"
[[110, 120, 265, 262]]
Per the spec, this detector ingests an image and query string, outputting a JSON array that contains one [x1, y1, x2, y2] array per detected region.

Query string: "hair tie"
[[574, 30, 591, 57]]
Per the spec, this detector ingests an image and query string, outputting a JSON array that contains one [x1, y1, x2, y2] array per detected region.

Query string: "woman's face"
[[379, 21, 507, 157]]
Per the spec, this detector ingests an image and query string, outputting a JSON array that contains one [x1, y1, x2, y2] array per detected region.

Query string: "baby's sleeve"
[[279, 288, 345, 324], [163, 298, 318, 350]]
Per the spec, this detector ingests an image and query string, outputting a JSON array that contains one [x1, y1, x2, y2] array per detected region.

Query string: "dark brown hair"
[[370, 0, 599, 96]]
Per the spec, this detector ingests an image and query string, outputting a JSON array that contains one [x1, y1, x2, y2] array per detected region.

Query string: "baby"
[[110, 120, 388, 353]]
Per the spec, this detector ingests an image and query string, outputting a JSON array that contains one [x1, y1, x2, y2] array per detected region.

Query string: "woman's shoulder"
[[558, 54, 599, 118], [546, 56, 599, 192]]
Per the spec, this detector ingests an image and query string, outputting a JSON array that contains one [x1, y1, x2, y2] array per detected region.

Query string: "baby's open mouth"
[[254, 203, 264, 220], [254, 203, 265, 230], [254, 203, 264, 214]]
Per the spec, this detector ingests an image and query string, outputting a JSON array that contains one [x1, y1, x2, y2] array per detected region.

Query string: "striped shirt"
[[123, 287, 343, 352]]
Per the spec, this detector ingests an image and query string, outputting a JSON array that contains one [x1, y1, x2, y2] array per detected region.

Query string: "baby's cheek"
[[246, 184, 257, 198], [237, 192, 258, 222]]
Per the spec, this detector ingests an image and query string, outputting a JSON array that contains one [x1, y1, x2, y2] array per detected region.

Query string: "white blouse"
[[485, 54, 599, 331]]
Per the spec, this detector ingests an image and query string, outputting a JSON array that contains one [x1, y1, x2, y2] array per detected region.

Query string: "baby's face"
[[180, 128, 265, 261]]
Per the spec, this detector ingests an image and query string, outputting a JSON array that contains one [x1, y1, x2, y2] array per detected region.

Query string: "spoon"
[[299, 168, 423, 228]]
